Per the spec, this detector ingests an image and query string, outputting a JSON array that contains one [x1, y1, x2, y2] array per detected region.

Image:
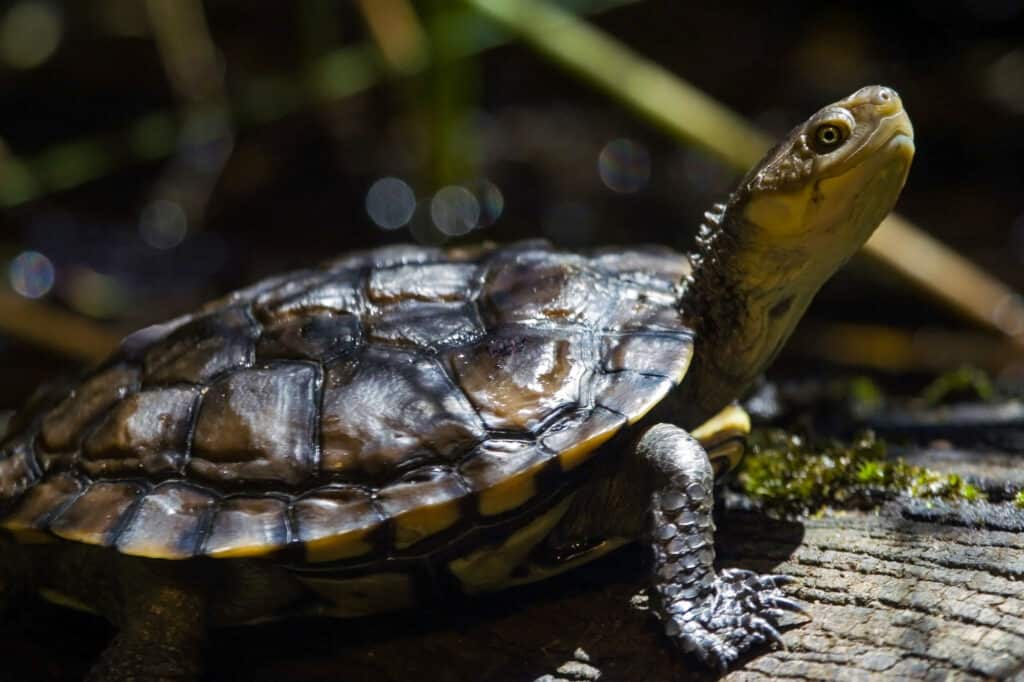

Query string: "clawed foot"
[[662, 568, 804, 671]]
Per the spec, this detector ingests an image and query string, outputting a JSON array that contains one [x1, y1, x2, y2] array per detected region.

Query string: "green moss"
[[738, 429, 985, 515], [844, 376, 886, 414], [920, 365, 995, 406], [1015, 490, 1024, 509]]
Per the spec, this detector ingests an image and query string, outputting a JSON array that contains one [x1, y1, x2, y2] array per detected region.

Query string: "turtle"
[[0, 85, 913, 680]]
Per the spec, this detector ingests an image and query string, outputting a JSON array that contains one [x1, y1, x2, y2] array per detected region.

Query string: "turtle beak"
[[864, 86, 915, 165], [842, 85, 914, 152], [888, 129, 915, 164]]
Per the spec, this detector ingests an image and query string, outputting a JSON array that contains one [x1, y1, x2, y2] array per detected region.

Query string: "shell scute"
[[589, 246, 691, 289], [367, 262, 477, 304], [115, 483, 216, 559], [590, 371, 674, 425], [448, 330, 587, 432], [600, 332, 693, 381], [376, 466, 470, 549], [189, 364, 319, 486], [255, 269, 362, 320], [49, 480, 146, 546], [39, 364, 140, 453], [482, 256, 608, 327], [540, 407, 627, 471], [256, 310, 361, 362], [204, 496, 289, 558], [320, 347, 486, 480], [0, 437, 40, 500], [1, 242, 695, 563], [602, 286, 687, 332], [143, 307, 257, 385], [81, 386, 199, 477], [458, 440, 550, 516], [0, 472, 82, 535], [367, 301, 483, 352], [293, 486, 383, 562]]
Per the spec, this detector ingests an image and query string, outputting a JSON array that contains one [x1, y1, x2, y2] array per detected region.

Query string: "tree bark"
[[717, 506, 1024, 681]]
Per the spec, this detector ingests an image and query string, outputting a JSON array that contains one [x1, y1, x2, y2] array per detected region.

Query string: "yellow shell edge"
[[392, 500, 461, 550], [557, 423, 619, 471], [477, 472, 538, 517], [304, 528, 374, 563], [206, 542, 279, 559]]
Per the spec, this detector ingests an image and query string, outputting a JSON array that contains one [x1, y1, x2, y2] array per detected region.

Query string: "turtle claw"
[[753, 616, 787, 649], [761, 573, 795, 588], [661, 569, 800, 670], [762, 594, 806, 614]]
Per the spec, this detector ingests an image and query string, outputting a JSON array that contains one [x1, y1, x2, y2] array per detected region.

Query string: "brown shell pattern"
[[0, 241, 693, 562]]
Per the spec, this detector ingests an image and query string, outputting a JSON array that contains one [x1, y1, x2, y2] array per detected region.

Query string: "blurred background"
[[2, 0, 1024, 407]]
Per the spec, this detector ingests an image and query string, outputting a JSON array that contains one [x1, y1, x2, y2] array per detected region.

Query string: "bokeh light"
[[366, 177, 416, 230], [430, 185, 480, 236], [139, 199, 188, 249], [473, 179, 505, 227], [598, 138, 650, 193], [8, 250, 55, 299], [985, 49, 1024, 114], [0, 1, 62, 70]]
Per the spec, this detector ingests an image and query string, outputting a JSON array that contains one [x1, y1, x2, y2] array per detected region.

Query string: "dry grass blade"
[[356, 0, 429, 74], [0, 290, 120, 363], [463, 0, 1024, 349], [865, 214, 1024, 345]]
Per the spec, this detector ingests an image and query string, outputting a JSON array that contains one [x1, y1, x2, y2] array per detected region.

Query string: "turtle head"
[[679, 86, 913, 424], [738, 85, 914, 257]]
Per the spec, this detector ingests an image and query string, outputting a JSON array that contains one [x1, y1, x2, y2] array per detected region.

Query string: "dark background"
[[2, 0, 1023, 401], [2, 2, 1024, 680]]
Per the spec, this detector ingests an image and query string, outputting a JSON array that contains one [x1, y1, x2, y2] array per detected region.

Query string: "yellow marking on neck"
[[742, 185, 815, 239], [692, 404, 751, 444], [692, 404, 751, 474]]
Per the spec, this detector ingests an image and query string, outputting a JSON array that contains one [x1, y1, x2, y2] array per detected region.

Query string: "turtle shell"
[[0, 241, 693, 563]]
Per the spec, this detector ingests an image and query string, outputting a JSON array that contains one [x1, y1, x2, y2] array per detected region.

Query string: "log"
[[4, 453, 1023, 681]]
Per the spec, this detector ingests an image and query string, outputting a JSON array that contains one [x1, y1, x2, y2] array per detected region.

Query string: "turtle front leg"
[[636, 423, 802, 670], [86, 559, 207, 682]]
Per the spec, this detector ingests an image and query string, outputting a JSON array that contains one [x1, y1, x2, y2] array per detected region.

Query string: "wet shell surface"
[[0, 241, 693, 564]]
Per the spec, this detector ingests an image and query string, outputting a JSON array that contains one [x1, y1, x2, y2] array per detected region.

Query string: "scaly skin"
[[678, 85, 914, 425], [547, 406, 799, 669], [640, 424, 800, 669]]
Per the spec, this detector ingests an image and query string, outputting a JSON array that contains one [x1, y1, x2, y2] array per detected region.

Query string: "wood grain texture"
[[6, 499, 1023, 681]]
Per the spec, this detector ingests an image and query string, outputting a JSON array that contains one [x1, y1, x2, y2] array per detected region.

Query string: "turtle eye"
[[811, 123, 846, 153]]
